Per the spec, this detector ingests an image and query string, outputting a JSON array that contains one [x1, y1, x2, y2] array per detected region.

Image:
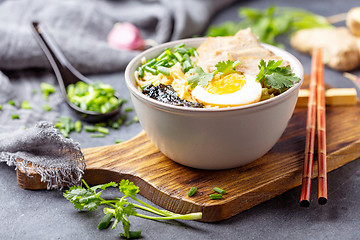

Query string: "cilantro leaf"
[[214, 60, 241, 75], [256, 59, 300, 93], [187, 60, 242, 88], [91, 182, 118, 192], [187, 66, 214, 88], [64, 179, 202, 239], [63, 186, 101, 211], [119, 179, 140, 198]]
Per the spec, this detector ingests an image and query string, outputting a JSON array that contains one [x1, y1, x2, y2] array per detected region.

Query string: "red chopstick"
[[299, 48, 319, 207], [316, 49, 327, 205]]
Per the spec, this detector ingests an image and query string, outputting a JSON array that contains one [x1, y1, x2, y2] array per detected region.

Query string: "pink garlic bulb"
[[107, 22, 145, 50]]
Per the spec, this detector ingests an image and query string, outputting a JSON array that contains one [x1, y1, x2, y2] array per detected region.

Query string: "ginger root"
[[290, 27, 360, 71], [346, 7, 360, 36]]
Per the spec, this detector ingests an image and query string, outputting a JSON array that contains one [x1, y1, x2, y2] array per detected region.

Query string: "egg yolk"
[[204, 73, 246, 95]]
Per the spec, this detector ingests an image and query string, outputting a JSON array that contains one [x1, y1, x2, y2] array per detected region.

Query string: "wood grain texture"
[[16, 86, 360, 222]]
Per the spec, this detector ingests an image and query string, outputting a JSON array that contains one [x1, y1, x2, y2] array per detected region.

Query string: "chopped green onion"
[[66, 81, 122, 114], [0, 104, 2, 110], [41, 82, 56, 100], [11, 114, 19, 119], [125, 120, 133, 126], [96, 126, 109, 135], [90, 133, 105, 138], [98, 213, 113, 230], [8, 100, 15, 106], [137, 66, 144, 78], [60, 129, 69, 138], [43, 104, 52, 111], [117, 114, 127, 125], [75, 121, 82, 133], [188, 187, 197, 197], [156, 50, 169, 61], [21, 100, 31, 109], [138, 44, 197, 78], [173, 52, 183, 62], [133, 116, 139, 122], [95, 122, 107, 127], [182, 60, 192, 73], [176, 48, 187, 54], [213, 187, 226, 195], [111, 122, 120, 129], [124, 107, 133, 112], [174, 43, 185, 49], [115, 139, 124, 144], [143, 59, 156, 67], [84, 125, 97, 132], [157, 66, 170, 76], [209, 194, 223, 200], [140, 84, 150, 90], [144, 66, 158, 75], [120, 231, 142, 239]]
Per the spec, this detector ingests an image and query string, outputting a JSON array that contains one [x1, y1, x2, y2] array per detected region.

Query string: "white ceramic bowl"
[[125, 38, 304, 170]]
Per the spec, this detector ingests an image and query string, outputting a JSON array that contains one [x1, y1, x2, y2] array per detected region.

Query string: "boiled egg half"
[[191, 73, 262, 107]]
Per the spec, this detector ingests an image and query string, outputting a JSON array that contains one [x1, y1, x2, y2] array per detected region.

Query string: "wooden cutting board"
[[16, 86, 360, 223]]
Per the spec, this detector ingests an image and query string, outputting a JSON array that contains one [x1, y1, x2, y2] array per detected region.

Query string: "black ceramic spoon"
[[30, 21, 122, 122]]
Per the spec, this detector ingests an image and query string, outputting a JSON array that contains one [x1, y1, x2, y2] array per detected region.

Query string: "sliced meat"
[[196, 28, 284, 75]]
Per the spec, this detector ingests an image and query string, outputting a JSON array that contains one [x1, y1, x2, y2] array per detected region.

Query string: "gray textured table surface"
[[1, 0, 360, 239]]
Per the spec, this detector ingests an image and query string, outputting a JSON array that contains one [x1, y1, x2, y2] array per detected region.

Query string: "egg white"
[[191, 74, 262, 107]]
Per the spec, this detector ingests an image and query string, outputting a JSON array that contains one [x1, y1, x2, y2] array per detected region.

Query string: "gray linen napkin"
[[0, 0, 235, 189], [0, 0, 235, 74]]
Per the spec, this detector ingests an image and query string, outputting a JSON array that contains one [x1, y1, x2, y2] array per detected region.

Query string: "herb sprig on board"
[[256, 59, 300, 93], [64, 179, 202, 239]]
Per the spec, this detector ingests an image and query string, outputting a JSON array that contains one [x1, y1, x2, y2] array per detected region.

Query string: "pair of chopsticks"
[[300, 48, 327, 207]]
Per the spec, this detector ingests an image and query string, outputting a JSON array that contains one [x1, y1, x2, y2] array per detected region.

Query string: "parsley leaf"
[[214, 60, 241, 75], [256, 59, 300, 93], [187, 66, 214, 88]]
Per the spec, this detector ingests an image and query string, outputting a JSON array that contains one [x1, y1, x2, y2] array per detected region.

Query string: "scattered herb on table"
[[75, 120, 82, 133], [0, 104, 2, 110], [90, 133, 106, 138], [188, 187, 197, 197], [8, 100, 16, 106], [55, 116, 78, 138], [66, 81, 123, 114], [43, 104, 52, 112], [11, 114, 19, 119], [206, 6, 332, 48], [64, 179, 202, 239], [41, 82, 56, 100], [21, 100, 31, 109], [256, 59, 301, 94], [209, 194, 223, 200], [84, 125, 109, 135], [213, 187, 226, 195]]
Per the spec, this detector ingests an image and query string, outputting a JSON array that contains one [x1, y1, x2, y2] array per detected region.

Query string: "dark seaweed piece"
[[142, 84, 204, 108]]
